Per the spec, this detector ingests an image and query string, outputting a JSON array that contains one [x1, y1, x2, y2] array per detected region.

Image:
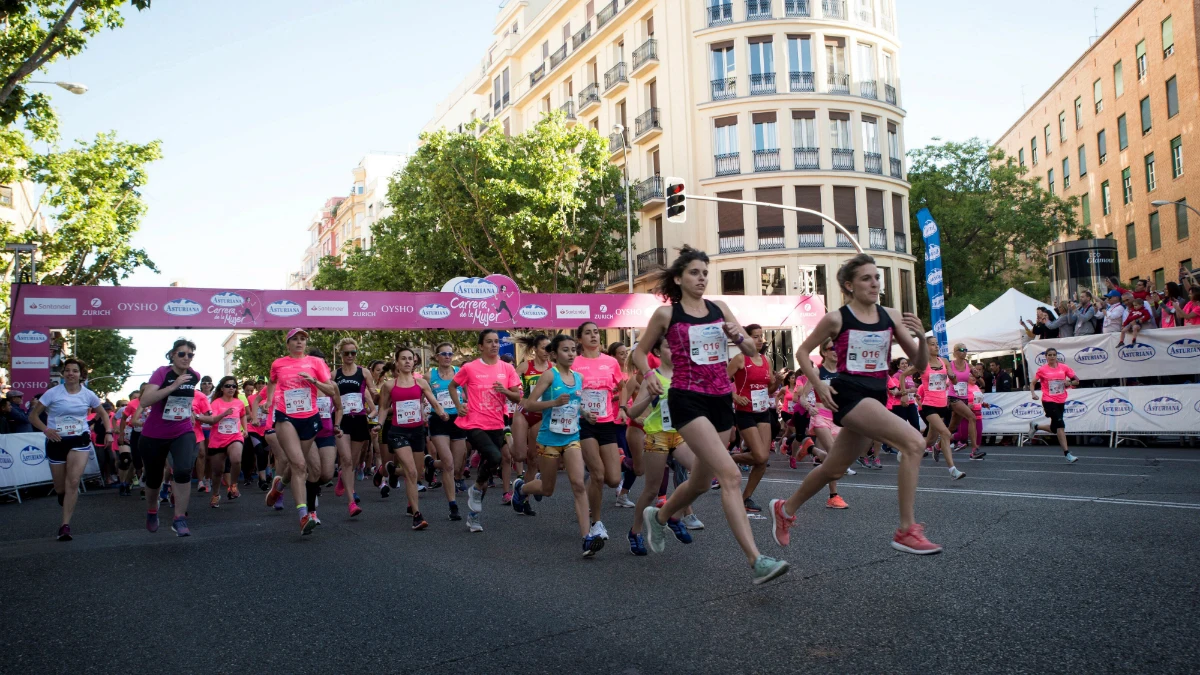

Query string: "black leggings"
[[139, 434, 198, 489], [246, 434, 270, 474], [466, 428, 506, 485], [892, 403, 921, 431]]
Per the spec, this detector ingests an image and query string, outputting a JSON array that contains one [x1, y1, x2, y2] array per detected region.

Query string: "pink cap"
[[286, 328, 309, 341]]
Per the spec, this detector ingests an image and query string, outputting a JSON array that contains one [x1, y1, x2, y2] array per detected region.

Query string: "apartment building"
[[424, 0, 916, 314], [996, 0, 1199, 290]]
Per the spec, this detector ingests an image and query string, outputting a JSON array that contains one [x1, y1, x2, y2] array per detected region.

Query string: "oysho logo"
[[1012, 401, 1044, 420], [14, 330, 48, 344], [164, 299, 202, 316], [0, 449, 12, 471], [927, 269, 943, 286], [931, 295, 945, 310], [1117, 342, 1156, 362], [117, 302, 159, 312], [24, 298, 77, 315], [1074, 346, 1108, 365], [556, 304, 590, 320], [210, 292, 245, 307], [381, 304, 414, 313], [12, 356, 49, 369], [981, 404, 1003, 421], [419, 303, 451, 320], [518, 304, 549, 320], [1166, 338, 1200, 359], [1099, 398, 1134, 416], [1064, 400, 1089, 419], [453, 277, 499, 299], [266, 300, 302, 317], [615, 307, 644, 317], [307, 301, 348, 317], [20, 445, 45, 466], [922, 220, 938, 238], [1144, 396, 1182, 416], [926, 244, 941, 261]]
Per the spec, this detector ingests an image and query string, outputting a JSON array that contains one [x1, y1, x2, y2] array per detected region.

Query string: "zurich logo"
[[981, 405, 1003, 421], [266, 300, 302, 317], [926, 244, 941, 261], [927, 269, 943, 286], [164, 299, 202, 316], [90, 298, 102, 308], [518, 304, 549, 320], [921, 220, 938, 238], [20, 445, 45, 466], [1063, 400, 1089, 419], [1144, 397, 1182, 416], [931, 295, 944, 310], [1117, 342, 1155, 362], [14, 330, 48, 344], [0, 449, 12, 470], [1012, 402, 1044, 420], [210, 292, 245, 307], [1099, 398, 1134, 416], [1166, 338, 1200, 359], [453, 278, 498, 299], [359, 300, 369, 311], [419, 303, 451, 320], [1074, 346, 1108, 365]]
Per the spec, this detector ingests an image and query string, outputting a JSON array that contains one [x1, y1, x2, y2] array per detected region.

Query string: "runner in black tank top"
[[333, 338, 374, 517]]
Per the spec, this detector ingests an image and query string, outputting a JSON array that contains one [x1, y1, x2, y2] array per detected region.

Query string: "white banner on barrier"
[[0, 433, 100, 491], [981, 384, 1200, 435], [1022, 326, 1200, 381]]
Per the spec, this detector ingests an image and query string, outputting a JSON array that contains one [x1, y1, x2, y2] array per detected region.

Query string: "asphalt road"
[[3, 444, 1199, 674]]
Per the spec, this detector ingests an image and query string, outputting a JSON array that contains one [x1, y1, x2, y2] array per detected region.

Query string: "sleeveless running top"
[[428, 367, 459, 415], [922, 359, 951, 408], [642, 370, 675, 434], [833, 304, 894, 379], [537, 367, 582, 447], [666, 299, 732, 395], [389, 380, 425, 428], [733, 354, 771, 412], [316, 395, 335, 437], [521, 359, 551, 397], [334, 365, 367, 416], [948, 359, 972, 400]]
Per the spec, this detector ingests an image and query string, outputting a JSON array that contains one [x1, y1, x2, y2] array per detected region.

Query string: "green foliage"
[[907, 138, 1088, 320], [74, 328, 134, 397]]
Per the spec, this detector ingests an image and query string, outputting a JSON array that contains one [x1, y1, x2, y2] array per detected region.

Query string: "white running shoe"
[[614, 492, 636, 508], [594, 520, 609, 540], [466, 511, 483, 533], [681, 514, 705, 530], [846, 468, 857, 476], [467, 484, 483, 512], [949, 467, 965, 480], [1066, 452, 1079, 463]]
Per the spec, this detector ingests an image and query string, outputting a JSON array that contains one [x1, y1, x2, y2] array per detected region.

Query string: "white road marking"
[[986, 452, 1200, 463], [1000, 469, 1150, 477]]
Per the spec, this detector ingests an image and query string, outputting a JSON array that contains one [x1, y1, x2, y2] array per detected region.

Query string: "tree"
[[74, 328, 134, 397], [907, 138, 1089, 320]]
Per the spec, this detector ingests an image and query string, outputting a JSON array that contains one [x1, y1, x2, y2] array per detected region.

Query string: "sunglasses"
[[176, 352, 195, 359], [342, 351, 357, 356], [221, 383, 237, 389], [437, 352, 454, 358]]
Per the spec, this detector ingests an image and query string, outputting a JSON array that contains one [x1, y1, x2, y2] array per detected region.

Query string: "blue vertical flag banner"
[[917, 208, 949, 359]]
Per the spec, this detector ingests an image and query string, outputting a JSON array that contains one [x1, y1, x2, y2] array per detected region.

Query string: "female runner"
[[574, 322, 628, 542], [613, 344, 644, 510], [428, 342, 466, 520], [29, 358, 111, 540], [136, 339, 203, 536], [333, 338, 373, 516], [1029, 347, 1081, 464], [193, 377, 214, 494], [909, 337, 966, 479], [243, 380, 270, 490], [792, 342, 851, 507], [946, 343, 985, 460], [205, 376, 247, 508], [511, 334, 552, 489], [727, 323, 779, 513], [633, 245, 789, 585], [306, 347, 345, 522]]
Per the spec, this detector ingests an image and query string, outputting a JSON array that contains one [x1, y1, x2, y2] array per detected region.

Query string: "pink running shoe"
[[769, 499, 795, 547], [789, 455, 797, 470], [891, 523, 943, 555], [335, 473, 345, 498], [349, 502, 362, 517]]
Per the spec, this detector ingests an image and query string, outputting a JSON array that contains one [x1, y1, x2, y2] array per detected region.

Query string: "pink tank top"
[[389, 381, 425, 428], [948, 359, 972, 400], [922, 360, 950, 408], [665, 300, 732, 396]]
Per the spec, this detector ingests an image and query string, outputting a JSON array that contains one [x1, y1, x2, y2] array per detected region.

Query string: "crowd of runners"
[[27, 249, 1117, 585]]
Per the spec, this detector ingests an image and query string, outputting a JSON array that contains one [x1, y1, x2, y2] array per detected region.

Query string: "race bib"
[[549, 403, 579, 435], [317, 397, 333, 419], [217, 417, 239, 434], [507, 399, 518, 415], [123, 427, 132, 442], [256, 408, 268, 426], [284, 388, 313, 415], [163, 396, 192, 421], [928, 373, 948, 391], [436, 389, 453, 410], [342, 393, 363, 414], [55, 415, 85, 437], [953, 382, 968, 398], [1049, 379, 1066, 395], [688, 324, 728, 365], [846, 330, 890, 373], [806, 391, 817, 407], [751, 388, 770, 413], [660, 399, 673, 432], [582, 389, 608, 418], [394, 399, 421, 425]]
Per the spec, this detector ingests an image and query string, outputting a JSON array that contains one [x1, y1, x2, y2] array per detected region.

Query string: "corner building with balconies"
[[424, 0, 917, 327]]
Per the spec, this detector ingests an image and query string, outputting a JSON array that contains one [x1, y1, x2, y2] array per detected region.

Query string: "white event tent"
[[933, 288, 1048, 357]]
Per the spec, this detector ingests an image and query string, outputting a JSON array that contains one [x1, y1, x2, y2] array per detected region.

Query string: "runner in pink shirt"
[[573, 321, 629, 542], [205, 376, 247, 509], [1030, 347, 1081, 463], [192, 382, 213, 493]]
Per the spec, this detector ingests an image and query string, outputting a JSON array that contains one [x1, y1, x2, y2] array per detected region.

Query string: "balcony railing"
[[550, 44, 568, 69], [753, 148, 781, 172], [746, 0, 772, 20], [634, 107, 662, 138], [578, 82, 600, 109], [890, 157, 902, 178], [530, 63, 546, 87], [572, 22, 593, 50], [864, 151, 883, 174], [637, 247, 667, 275], [856, 7, 874, 25], [822, 0, 846, 20], [759, 228, 786, 249], [715, 152, 741, 176], [711, 77, 737, 101], [885, 84, 897, 105], [596, 0, 619, 28], [719, 235, 745, 254], [789, 71, 815, 92], [607, 266, 629, 286], [785, 0, 810, 17], [560, 100, 576, 120], [797, 231, 824, 248], [632, 38, 658, 70], [749, 72, 776, 95], [893, 231, 907, 253], [859, 80, 878, 99], [604, 62, 628, 91], [868, 228, 887, 250], [827, 73, 850, 94], [794, 146, 820, 169], [832, 148, 855, 170], [609, 130, 628, 154], [634, 176, 664, 205], [494, 100, 501, 115], [836, 232, 855, 248], [708, 2, 734, 26]]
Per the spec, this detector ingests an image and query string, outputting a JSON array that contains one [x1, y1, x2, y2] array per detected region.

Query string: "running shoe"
[[846, 467, 857, 476], [681, 514, 705, 530], [209, 494, 220, 509], [56, 524, 72, 541], [614, 492, 636, 508], [335, 474, 345, 498], [448, 502, 461, 521], [969, 450, 987, 460], [274, 494, 284, 511], [950, 442, 966, 453], [146, 510, 160, 532], [518, 501, 535, 516], [798, 437, 814, 459], [949, 466, 965, 480], [1066, 452, 1079, 463], [412, 511, 428, 530], [168, 516, 189, 536], [593, 520, 609, 540], [582, 534, 604, 558], [258, 479, 269, 492], [454, 479, 465, 494], [265, 476, 284, 507], [826, 495, 849, 509], [856, 456, 869, 468], [789, 455, 798, 470], [1028, 421, 1039, 438], [628, 530, 648, 556], [353, 492, 361, 504], [372, 467, 384, 488], [158, 483, 170, 504], [642, 507, 667, 554], [466, 511, 483, 533], [511, 478, 525, 513], [752, 555, 790, 585], [132, 477, 140, 488], [500, 491, 512, 505], [300, 513, 317, 535], [769, 499, 795, 547], [743, 497, 763, 513], [467, 484, 483, 512], [349, 502, 362, 518], [710, 478, 720, 490], [891, 523, 943, 554], [655, 495, 667, 508], [423, 454, 435, 485], [933, 448, 941, 463], [228, 485, 240, 500], [429, 479, 442, 490], [666, 518, 692, 544], [380, 483, 391, 499]]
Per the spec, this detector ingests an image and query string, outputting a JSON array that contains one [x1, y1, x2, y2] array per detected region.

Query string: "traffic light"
[[665, 177, 686, 224]]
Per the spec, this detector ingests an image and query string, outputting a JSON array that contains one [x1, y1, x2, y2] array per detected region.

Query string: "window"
[[1140, 96, 1152, 134], [1031, 137, 1038, 165], [792, 110, 817, 147], [899, 269, 914, 313], [1078, 145, 1087, 176], [1145, 153, 1156, 192], [1136, 40, 1147, 79], [1058, 114, 1066, 142], [761, 267, 786, 295], [1094, 78, 1103, 113], [1081, 193, 1091, 226], [721, 269, 745, 295], [830, 112, 852, 149], [717, 189, 745, 251], [1150, 211, 1162, 250], [748, 37, 775, 77], [1154, 268, 1166, 289], [1074, 97, 1083, 128], [1122, 168, 1133, 204], [1097, 129, 1108, 163], [813, 264, 828, 299], [713, 116, 739, 154], [1047, 168, 1055, 194], [1177, 199, 1190, 240], [753, 113, 778, 151], [1118, 115, 1128, 149], [1114, 60, 1124, 97], [1045, 125, 1052, 154], [1126, 222, 1137, 259], [1062, 158, 1070, 188], [756, 188, 784, 248], [862, 116, 879, 153], [1171, 136, 1183, 178], [1166, 76, 1179, 118], [1102, 181, 1111, 215], [878, 266, 892, 307], [787, 35, 813, 72], [888, 121, 900, 160], [1018, 147, 1025, 167], [1162, 16, 1174, 57], [711, 42, 735, 80], [0, 185, 11, 207]]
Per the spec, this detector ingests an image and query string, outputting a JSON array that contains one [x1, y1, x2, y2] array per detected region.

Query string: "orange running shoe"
[[891, 523, 943, 555], [826, 494, 848, 509]]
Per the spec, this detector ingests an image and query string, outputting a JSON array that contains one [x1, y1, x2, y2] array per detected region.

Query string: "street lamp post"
[[614, 123, 636, 344], [26, 81, 88, 95], [1151, 199, 1200, 218]]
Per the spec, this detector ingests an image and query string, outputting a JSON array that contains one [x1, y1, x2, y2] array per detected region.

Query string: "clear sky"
[[35, 0, 1129, 391]]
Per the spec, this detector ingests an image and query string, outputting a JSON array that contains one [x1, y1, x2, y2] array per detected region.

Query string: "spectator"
[[1102, 293, 1127, 333], [1132, 279, 1150, 302], [1020, 307, 1057, 341], [1047, 300, 1076, 338], [0, 398, 10, 434], [1119, 293, 1152, 345], [5, 390, 32, 433], [984, 361, 1013, 393], [1181, 286, 1200, 326], [1073, 290, 1098, 335]]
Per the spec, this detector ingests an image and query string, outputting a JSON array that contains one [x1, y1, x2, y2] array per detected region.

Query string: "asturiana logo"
[[1074, 346, 1108, 365], [1064, 400, 1089, 419], [0, 449, 13, 470], [453, 277, 498, 299], [1117, 342, 1156, 362], [933, 319, 946, 335], [164, 299, 202, 316], [1099, 398, 1134, 416], [1012, 402, 1044, 420], [419, 303, 451, 320], [1034, 351, 1048, 366], [1144, 396, 1182, 416], [922, 220, 938, 238], [1166, 338, 1200, 359], [518, 304, 549, 320], [20, 445, 45, 466], [210, 292, 245, 307], [927, 269, 943, 286], [981, 405, 1003, 421], [926, 244, 941, 261], [266, 300, 302, 317], [14, 330, 48, 344], [931, 295, 945, 310]]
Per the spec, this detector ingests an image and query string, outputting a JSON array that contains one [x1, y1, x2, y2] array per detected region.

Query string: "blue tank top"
[[537, 367, 582, 447], [428, 367, 459, 415]]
